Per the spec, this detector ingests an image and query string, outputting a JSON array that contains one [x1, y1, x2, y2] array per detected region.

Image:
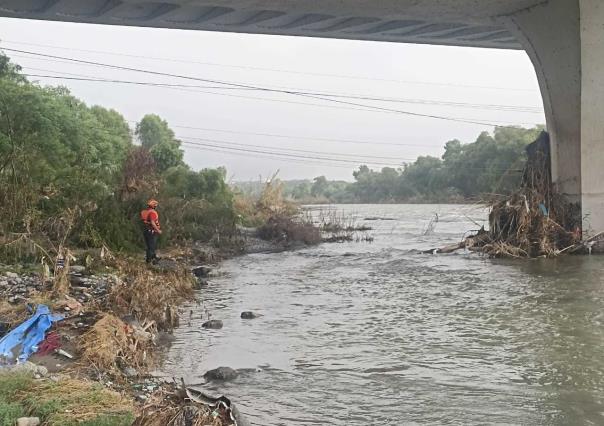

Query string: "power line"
[[20, 70, 542, 113], [303, 92, 541, 113], [0, 84, 520, 172], [183, 143, 362, 169], [181, 139, 405, 167], [17, 62, 543, 113], [21, 73, 418, 115], [2, 47, 509, 127], [0, 71, 452, 151], [180, 138, 524, 172], [185, 142, 524, 173], [19, 72, 543, 126], [21, 72, 543, 125], [160, 122, 445, 148], [1, 39, 540, 93], [21, 73, 256, 91], [179, 135, 413, 161]]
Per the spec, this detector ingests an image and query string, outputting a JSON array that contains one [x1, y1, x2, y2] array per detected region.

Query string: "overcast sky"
[[0, 17, 544, 182]]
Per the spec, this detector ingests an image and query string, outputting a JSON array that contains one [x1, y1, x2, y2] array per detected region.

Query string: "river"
[[161, 204, 604, 425]]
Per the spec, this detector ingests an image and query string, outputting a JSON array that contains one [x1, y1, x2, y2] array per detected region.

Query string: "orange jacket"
[[141, 208, 160, 231]]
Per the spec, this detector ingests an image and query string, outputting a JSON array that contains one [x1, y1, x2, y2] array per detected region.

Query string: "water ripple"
[[159, 205, 604, 425]]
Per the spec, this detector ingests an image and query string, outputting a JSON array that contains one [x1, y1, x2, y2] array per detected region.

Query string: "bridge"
[[1, 0, 601, 232]]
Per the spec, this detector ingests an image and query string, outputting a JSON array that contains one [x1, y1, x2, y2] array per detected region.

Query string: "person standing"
[[141, 199, 162, 263]]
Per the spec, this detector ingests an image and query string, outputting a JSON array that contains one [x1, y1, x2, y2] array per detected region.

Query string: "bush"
[[73, 196, 143, 251], [258, 216, 321, 245], [164, 199, 237, 243]]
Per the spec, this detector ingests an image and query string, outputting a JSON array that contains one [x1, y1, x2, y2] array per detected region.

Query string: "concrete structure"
[[0, 0, 602, 231]]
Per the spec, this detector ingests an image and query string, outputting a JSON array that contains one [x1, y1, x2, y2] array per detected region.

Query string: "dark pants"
[[143, 229, 158, 263]]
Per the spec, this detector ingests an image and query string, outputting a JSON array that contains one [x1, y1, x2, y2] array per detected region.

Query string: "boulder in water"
[[204, 366, 238, 381], [191, 266, 212, 278], [240, 311, 257, 319], [201, 319, 223, 329]]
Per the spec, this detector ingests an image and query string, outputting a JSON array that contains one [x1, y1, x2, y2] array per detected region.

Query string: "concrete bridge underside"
[[1, 0, 603, 232]]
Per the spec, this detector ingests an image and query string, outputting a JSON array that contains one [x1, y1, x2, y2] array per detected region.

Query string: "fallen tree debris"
[[426, 132, 590, 258]]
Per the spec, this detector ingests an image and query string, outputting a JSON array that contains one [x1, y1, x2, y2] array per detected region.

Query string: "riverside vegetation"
[[0, 51, 323, 425]]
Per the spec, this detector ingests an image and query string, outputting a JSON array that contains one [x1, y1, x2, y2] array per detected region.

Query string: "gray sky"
[[0, 17, 544, 181]]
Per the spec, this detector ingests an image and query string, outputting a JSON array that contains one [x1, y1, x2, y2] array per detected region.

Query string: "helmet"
[[147, 199, 159, 208]]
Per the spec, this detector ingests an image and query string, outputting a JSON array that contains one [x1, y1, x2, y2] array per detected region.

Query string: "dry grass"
[[234, 174, 298, 227], [0, 371, 134, 425], [135, 404, 225, 426], [22, 376, 134, 425], [51, 251, 71, 298], [78, 314, 154, 375], [109, 260, 194, 330], [0, 291, 58, 329], [0, 301, 29, 329]]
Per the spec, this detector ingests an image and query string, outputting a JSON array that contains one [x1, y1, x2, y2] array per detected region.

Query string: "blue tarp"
[[0, 305, 63, 365]]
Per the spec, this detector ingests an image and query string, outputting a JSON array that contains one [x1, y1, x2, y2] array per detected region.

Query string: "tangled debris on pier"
[[429, 132, 603, 258]]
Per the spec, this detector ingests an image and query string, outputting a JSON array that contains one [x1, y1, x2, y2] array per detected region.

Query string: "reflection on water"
[[160, 205, 604, 425]]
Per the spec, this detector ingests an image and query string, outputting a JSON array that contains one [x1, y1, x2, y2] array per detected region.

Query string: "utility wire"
[[2, 47, 509, 127], [5, 81, 448, 152], [180, 139, 523, 172], [1, 39, 539, 93], [22, 74, 537, 126], [18, 62, 542, 113], [144, 122, 445, 148], [18, 73, 443, 115], [22, 73, 257, 91], [183, 143, 364, 169], [181, 139, 405, 166], [179, 135, 413, 161], [184, 142, 523, 173], [20, 71, 542, 113], [20, 73, 543, 125], [178, 136, 416, 164], [4, 93, 520, 172]]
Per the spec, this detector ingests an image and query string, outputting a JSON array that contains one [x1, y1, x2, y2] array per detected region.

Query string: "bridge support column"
[[501, 0, 604, 234]]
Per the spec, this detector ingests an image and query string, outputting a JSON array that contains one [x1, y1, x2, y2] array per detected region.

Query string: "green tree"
[[135, 114, 184, 172], [290, 181, 312, 200], [135, 114, 175, 149], [311, 176, 328, 197], [149, 140, 184, 172], [0, 60, 132, 230]]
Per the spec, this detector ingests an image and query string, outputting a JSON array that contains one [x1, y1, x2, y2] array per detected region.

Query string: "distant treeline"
[[235, 126, 544, 204]]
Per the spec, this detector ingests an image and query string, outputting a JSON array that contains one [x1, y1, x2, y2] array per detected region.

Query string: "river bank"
[[0, 234, 284, 426], [0, 199, 373, 425]]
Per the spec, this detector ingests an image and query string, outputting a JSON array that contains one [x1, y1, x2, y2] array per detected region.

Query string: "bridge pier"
[[501, 0, 604, 234]]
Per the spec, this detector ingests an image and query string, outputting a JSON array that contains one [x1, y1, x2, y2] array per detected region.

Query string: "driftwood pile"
[[429, 132, 603, 258]]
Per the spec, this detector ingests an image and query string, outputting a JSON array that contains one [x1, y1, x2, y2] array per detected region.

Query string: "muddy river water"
[[161, 204, 604, 425]]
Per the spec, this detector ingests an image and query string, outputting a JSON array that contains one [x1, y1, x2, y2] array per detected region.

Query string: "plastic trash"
[[55, 349, 74, 359], [0, 305, 63, 365], [36, 331, 61, 356], [185, 386, 250, 426]]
